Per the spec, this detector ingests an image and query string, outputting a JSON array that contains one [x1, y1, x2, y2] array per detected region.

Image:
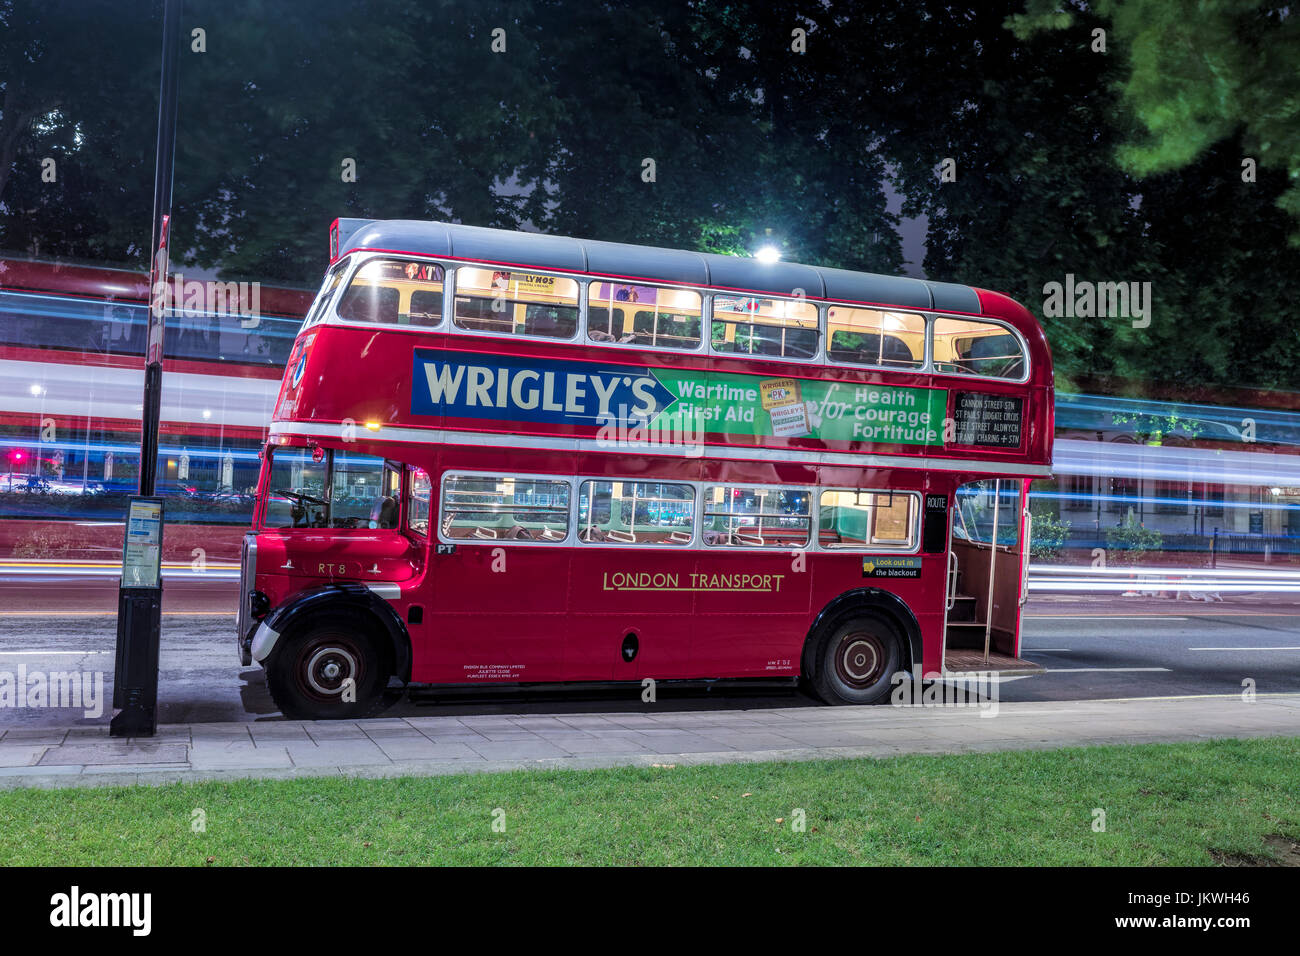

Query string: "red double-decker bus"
[[238, 219, 1053, 718]]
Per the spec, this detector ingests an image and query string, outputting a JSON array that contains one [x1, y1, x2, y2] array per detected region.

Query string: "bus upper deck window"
[[335, 259, 445, 327], [304, 260, 349, 327], [827, 308, 924, 369], [587, 283, 702, 350], [454, 268, 579, 340], [932, 318, 1025, 379], [711, 295, 819, 360]]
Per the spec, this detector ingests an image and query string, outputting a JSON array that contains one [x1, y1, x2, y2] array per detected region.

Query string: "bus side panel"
[[809, 465, 939, 674], [565, 549, 697, 680], [689, 460, 817, 676], [806, 555, 944, 672], [424, 543, 572, 683], [690, 548, 812, 677]]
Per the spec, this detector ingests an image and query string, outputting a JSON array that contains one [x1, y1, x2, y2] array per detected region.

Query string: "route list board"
[[121, 498, 163, 589], [952, 392, 1024, 448]]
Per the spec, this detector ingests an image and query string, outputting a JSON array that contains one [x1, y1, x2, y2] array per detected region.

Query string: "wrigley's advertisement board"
[[411, 349, 948, 446]]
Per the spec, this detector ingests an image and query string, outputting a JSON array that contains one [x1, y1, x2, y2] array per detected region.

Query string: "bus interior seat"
[[504, 525, 533, 540], [523, 311, 558, 337], [828, 332, 917, 367]]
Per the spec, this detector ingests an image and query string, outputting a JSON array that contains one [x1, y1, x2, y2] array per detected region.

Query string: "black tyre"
[[265, 608, 392, 720], [810, 610, 904, 705]]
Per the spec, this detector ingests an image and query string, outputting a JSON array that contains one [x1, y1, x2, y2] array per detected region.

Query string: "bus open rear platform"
[[944, 649, 1044, 674]]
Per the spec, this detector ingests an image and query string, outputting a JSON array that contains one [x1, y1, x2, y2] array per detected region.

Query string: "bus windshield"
[[263, 446, 400, 531]]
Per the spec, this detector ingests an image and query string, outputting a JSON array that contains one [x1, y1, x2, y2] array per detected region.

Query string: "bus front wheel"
[[265, 609, 391, 720], [811, 611, 903, 706]]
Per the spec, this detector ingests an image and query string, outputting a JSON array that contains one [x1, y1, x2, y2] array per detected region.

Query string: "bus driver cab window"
[[262, 447, 401, 531]]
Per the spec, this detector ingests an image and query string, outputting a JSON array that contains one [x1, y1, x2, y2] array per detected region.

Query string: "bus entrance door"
[[942, 479, 1042, 675]]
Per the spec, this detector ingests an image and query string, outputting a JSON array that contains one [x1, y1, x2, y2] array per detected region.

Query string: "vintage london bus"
[[236, 219, 1053, 718]]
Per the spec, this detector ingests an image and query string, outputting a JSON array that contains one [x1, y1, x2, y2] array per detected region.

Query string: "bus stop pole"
[[110, 0, 183, 738]]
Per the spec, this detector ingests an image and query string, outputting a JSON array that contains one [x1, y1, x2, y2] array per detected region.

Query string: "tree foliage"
[[1011, 0, 1300, 237]]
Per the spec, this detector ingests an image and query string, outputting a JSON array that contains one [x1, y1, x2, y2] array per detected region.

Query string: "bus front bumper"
[[237, 626, 254, 667]]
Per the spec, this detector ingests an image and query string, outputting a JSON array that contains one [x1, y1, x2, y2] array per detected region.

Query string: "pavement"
[[1, 692, 1297, 790]]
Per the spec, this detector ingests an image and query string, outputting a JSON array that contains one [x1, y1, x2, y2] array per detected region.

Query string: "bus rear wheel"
[[265, 609, 391, 720], [811, 611, 903, 706]]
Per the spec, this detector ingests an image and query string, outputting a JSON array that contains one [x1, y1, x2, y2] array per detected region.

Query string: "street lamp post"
[[110, 0, 183, 738]]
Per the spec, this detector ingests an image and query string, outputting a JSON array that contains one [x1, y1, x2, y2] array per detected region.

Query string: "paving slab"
[[36, 743, 188, 766], [0, 730, 68, 745], [0, 745, 48, 768], [371, 738, 459, 761], [189, 746, 292, 771], [285, 742, 391, 768], [466, 739, 572, 760]]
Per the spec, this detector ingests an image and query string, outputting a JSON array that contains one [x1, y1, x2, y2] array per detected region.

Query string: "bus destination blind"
[[952, 392, 1024, 448]]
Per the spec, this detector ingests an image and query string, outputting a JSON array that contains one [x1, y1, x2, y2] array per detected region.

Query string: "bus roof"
[[332, 218, 985, 316]]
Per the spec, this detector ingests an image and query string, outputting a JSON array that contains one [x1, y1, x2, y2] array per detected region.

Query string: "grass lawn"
[[0, 737, 1297, 865]]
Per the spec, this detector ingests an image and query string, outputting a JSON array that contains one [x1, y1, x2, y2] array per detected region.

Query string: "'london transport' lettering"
[[602, 571, 784, 592]]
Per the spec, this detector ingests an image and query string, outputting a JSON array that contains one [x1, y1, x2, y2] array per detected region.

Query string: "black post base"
[[110, 588, 162, 738]]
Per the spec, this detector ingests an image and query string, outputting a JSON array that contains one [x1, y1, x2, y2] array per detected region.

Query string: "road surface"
[[1, 592, 1297, 728]]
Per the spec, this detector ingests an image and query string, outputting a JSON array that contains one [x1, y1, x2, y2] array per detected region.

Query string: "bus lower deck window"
[[818, 490, 918, 549], [702, 485, 811, 548], [440, 474, 571, 541], [578, 480, 695, 545]]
